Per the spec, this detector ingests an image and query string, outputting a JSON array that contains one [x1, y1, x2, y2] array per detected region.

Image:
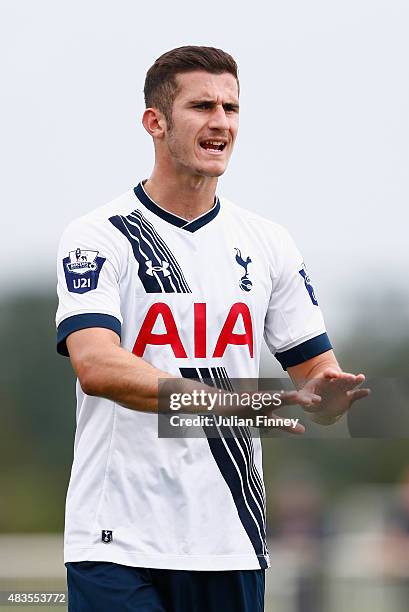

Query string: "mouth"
[[199, 139, 227, 154]]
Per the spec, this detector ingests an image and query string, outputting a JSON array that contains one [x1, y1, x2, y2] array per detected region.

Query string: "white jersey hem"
[[64, 547, 270, 571]]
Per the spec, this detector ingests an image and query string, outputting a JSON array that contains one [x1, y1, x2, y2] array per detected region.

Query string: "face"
[[163, 71, 240, 178]]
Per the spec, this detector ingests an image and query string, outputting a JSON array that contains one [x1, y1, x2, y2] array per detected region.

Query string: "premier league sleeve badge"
[[63, 248, 106, 294]]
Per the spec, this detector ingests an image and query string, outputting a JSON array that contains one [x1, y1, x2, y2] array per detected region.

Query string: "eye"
[[224, 105, 239, 114]]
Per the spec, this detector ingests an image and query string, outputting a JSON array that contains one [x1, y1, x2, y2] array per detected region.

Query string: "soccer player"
[[56, 46, 369, 611]]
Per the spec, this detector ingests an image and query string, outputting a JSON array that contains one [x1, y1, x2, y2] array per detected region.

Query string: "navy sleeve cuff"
[[57, 313, 122, 356], [275, 332, 332, 370]]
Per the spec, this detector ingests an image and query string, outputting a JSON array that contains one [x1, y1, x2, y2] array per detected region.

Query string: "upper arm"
[[66, 327, 120, 392], [66, 327, 120, 365], [263, 226, 332, 370], [55, 217, 123, 357]]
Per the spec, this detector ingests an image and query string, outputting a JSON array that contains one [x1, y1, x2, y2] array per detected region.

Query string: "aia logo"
[[234, 248, 253, 292], [133, 302, 254, 359]]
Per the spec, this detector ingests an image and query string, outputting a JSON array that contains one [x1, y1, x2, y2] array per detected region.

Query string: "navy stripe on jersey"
[[237, 427, 267, 529], [214, 430, 267, 557], [57, 313, 121, 356], [109, 210, 191, 293], [179, 367, 268, 569], [194, 366, 266, 533], [134, 182, 221, 233], [211, 367, 223, 390], [129, 210, 191, 291], [275, 332, 332, 369], [239, 428, 266, 506], [216, 370, 268, 559], [217, 366, 234, 392]]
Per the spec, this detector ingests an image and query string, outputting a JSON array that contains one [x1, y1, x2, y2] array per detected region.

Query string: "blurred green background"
[[1, 286, 409, 612], [1, 287, 408, 533]]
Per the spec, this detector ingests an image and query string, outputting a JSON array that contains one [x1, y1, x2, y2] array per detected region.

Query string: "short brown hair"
[[144, 46, 239, 126]]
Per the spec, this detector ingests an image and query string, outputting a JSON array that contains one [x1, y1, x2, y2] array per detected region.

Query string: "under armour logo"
[[146, 260, 171, 277], [101, 530, 113, 543]]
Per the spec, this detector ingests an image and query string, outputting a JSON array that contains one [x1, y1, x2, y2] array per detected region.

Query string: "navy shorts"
[[66, 561, 265, 612]]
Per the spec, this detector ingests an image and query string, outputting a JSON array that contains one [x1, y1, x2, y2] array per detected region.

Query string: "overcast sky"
[[1, 0, 408, 334]]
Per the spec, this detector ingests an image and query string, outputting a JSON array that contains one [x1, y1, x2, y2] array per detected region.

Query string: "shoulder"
[[57, 190, 138, 268], [219, 195, 294, 245], [62, 189, 136, 237]]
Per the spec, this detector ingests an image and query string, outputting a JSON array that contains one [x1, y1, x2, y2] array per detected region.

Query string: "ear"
[[142, 108, 167, 138]]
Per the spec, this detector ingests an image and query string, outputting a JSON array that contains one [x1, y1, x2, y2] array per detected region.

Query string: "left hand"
[[300, 368, 370, 424]]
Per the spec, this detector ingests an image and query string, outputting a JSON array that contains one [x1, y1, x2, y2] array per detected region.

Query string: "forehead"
[[174, 71, 239, 103]]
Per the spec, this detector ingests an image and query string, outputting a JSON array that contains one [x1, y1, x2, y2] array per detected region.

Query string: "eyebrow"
[[189, 99, 240, 110]]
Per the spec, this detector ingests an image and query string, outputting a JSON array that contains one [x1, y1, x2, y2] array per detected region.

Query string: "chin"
[[195, 163, 227, 178]]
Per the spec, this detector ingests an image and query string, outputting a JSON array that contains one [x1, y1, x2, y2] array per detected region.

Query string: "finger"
[[348, 388, 371, 403], [327, 375, 365, 393], [324, 371, 366, 386], [329, 380, 356, 395], [279, 390, 321, 408]]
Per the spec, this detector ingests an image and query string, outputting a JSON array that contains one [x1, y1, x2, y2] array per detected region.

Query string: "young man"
[[56, 46, 368, 611]]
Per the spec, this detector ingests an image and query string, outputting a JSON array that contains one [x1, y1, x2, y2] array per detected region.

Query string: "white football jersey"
[[56, 182, 331, 571]]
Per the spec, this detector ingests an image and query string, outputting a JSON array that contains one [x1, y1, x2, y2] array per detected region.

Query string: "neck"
[[143, 168, 218, 221]]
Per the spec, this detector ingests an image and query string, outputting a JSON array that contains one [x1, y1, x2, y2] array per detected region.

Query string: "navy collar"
[[133, 182, 220, 233]]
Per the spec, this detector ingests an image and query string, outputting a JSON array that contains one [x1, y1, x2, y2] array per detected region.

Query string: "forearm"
[[67, 331, 218, 414], [66, 329, 321, 418], [77, 343, 175, 412], [287, 349, 341, 389]]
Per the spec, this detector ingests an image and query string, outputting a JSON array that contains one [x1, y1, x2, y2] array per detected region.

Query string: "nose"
[[208, 104, 229, 131]]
